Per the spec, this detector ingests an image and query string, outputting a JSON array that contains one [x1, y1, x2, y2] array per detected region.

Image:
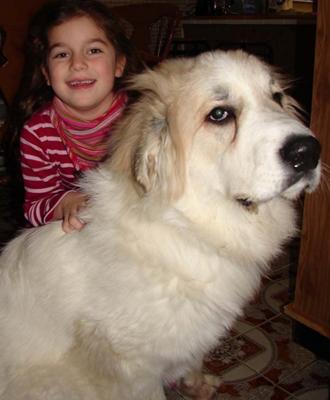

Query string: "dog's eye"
[[272, 92, 283, 106], [207, 107, 232, 123]]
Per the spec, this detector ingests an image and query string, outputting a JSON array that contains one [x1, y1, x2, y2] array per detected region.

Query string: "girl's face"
[[42, 16, 126, 120]]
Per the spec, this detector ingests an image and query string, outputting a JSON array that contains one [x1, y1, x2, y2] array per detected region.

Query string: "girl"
[[4, 0, 142, 233]]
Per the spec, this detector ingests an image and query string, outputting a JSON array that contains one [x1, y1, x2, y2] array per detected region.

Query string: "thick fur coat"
[[0, 50, 320, 399]]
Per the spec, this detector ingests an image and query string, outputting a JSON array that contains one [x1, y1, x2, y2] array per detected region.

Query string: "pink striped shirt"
[[20, 102, 124, 226]]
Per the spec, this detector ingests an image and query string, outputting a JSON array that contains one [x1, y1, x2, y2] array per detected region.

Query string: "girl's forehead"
[[48, 15, 110, 46]]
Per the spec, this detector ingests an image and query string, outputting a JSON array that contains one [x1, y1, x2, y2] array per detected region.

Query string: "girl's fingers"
[[69, 216, 85, 231], [62, 215, 85, 233], [62, 218, 73, 233], [61, 197, 87, 233]]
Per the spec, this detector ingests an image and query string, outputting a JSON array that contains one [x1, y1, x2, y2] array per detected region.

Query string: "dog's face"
[[109, 50, 321, 208]]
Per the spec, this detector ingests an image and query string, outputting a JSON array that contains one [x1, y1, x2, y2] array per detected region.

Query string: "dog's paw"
[[178, 371, 221, 400]]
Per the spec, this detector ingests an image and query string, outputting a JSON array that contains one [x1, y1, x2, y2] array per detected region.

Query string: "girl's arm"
[[20, 124, 79, 227]]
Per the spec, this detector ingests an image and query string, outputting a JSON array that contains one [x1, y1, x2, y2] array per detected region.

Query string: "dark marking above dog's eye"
[[272, 92, 283, 106], [207, 107, 233, 124]]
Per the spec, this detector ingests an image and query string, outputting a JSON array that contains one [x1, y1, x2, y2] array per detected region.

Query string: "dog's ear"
[[133, 113, 167, 193], [108, 63, 191, 201], [132, 98, 185, 201]]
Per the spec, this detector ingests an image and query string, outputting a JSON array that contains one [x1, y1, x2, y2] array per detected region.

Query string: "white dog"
[[0, 50, 321, 400]]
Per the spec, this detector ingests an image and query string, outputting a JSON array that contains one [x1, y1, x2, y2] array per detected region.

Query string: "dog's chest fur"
[[77, 235, 261, 381], [75, 172, 295, 380]]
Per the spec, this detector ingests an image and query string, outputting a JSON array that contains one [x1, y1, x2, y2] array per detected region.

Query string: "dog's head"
[[108, 50, 321, 209]]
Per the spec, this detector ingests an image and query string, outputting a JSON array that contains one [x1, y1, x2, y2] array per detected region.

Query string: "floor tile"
[[292, 386, 330, 400], [226, 319, 264, 341], [227, 315, 317, 384], [266, 267, 290, 286], [165, 387, 185, 399], [238, 291, 280, 327], [260, 277, 290, 314], [232, 260, 292, 329], [204, 334, 261, 380], [216, 372, 291, 400], [202, 333, 291, 399], [234, 272, 290, 329], [268, 247, 293, 273], [278, 359, 330, 399]]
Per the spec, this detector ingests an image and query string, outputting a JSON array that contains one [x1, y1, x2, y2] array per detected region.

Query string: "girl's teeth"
[[70, 80, 93, 86]]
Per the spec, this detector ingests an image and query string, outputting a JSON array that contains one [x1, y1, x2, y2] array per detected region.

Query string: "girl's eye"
[[207, 107, 233, 123], [53, 52, 68, 59], [89, 48, 102, 54]]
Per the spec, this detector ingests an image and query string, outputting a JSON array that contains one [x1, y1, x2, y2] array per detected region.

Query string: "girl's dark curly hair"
[[2, 0, 143, 222]]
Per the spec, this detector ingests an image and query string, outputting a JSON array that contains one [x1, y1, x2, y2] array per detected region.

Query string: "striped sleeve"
[[20, 113, 76, 226]]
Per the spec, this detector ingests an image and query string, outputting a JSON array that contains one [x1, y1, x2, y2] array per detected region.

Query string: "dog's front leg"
[[145, 384, 167, 400], [119, 378, 166, 400], [112, 365, 166, 400], [178, 370, 222, 400]]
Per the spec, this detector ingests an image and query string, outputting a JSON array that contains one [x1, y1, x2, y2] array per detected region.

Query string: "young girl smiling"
[[6, 0, 141, 232]]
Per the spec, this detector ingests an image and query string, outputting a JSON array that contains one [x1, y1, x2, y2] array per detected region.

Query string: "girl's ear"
[[115, 54, 126, 78], [41, 65, 51, 85]]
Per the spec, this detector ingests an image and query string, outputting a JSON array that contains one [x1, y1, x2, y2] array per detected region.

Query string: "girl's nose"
[[71, 54, 87, 71]]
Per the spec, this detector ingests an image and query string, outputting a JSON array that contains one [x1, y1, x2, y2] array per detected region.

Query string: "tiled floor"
[[0, 178, 329, 399], [166, 253, 330, 400]]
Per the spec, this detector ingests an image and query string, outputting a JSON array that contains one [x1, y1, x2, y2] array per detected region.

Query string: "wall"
[[0, 0, 48, 106]]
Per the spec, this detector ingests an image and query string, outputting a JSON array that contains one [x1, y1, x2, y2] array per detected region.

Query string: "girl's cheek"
[[49, 62, 66, 74]]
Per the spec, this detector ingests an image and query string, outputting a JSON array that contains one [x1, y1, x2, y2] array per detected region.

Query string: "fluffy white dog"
[[0, 50, 321, 400]]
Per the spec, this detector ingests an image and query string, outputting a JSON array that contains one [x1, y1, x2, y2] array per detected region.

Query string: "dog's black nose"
[[280, 135, 321, 173]]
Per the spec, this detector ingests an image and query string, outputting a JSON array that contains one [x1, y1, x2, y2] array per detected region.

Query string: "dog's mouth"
[[236, 171, 318, 211], [280, 170, 319, 200], [284, 171, 305, 190]]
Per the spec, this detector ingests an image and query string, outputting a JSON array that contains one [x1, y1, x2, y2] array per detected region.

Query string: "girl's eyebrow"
[[49, 38, 109, 52]]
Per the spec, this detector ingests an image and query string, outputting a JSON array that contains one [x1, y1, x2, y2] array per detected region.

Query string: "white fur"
[[0, 50, 320, 399]]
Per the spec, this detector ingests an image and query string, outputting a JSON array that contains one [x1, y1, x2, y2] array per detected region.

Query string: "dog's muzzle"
[[279, 134, 321, 186]]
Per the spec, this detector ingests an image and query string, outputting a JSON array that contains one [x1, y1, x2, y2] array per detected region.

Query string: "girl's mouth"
[[67, 79, 96, 89]]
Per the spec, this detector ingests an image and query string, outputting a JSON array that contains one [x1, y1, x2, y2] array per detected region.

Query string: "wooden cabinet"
[[284, 0, 330, 339], [181, 15, 316, 113]]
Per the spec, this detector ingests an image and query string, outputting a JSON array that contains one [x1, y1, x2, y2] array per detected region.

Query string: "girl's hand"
[[53, 191, 88, 233]]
